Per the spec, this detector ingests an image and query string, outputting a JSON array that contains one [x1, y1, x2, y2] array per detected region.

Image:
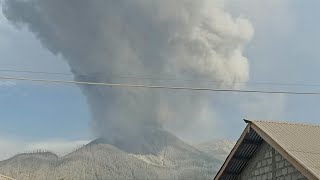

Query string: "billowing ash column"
[[3, 0, 253, 143]]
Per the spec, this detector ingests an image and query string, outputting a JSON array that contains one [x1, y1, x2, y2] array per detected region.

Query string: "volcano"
[[0, 130, 226, 180]]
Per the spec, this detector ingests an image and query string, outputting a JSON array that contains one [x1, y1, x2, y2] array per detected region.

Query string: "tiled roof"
[[252, 120, 320, 179], [0, 174, 15, 180], [214, 120, 320, 180]]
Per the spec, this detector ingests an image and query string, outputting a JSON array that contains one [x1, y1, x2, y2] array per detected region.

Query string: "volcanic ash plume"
[[3, 0, 253, 141]]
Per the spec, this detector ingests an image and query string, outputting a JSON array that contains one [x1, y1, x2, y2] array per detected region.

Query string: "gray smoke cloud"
[[2, 0, 253, 141]]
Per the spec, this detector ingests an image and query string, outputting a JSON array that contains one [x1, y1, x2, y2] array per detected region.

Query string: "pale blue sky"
[[1, 1, 320, 158]]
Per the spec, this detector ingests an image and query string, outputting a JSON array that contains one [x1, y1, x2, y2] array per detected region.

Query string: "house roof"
[[214, 120, 320, 180], [0, 174, 15, 180]]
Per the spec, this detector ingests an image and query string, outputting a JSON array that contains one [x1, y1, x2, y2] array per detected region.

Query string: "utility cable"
[[1, 76, 320, 95], [0, 69, 320, 87]]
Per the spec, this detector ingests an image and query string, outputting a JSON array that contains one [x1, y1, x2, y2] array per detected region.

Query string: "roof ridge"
[[0, 174, 15, 180], [246, 119, 320, 128]]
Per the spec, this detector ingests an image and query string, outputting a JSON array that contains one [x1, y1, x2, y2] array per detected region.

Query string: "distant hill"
[[195, 139, 234, 161], [0, 130, 230, 180]]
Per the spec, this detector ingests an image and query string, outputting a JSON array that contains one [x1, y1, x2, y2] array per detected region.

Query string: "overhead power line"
[[0, 68, 320, 87], [1, 76, 320, 95]]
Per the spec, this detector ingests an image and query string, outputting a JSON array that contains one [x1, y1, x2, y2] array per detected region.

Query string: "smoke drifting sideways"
[[2, 0, 253, 142]]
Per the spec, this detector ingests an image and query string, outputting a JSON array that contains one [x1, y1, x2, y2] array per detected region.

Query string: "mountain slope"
[[195, 139, 235, 161], [0, 130, 224, 180]]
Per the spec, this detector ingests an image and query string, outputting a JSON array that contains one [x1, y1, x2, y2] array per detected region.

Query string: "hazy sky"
[[1, 0, 320, 160]]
